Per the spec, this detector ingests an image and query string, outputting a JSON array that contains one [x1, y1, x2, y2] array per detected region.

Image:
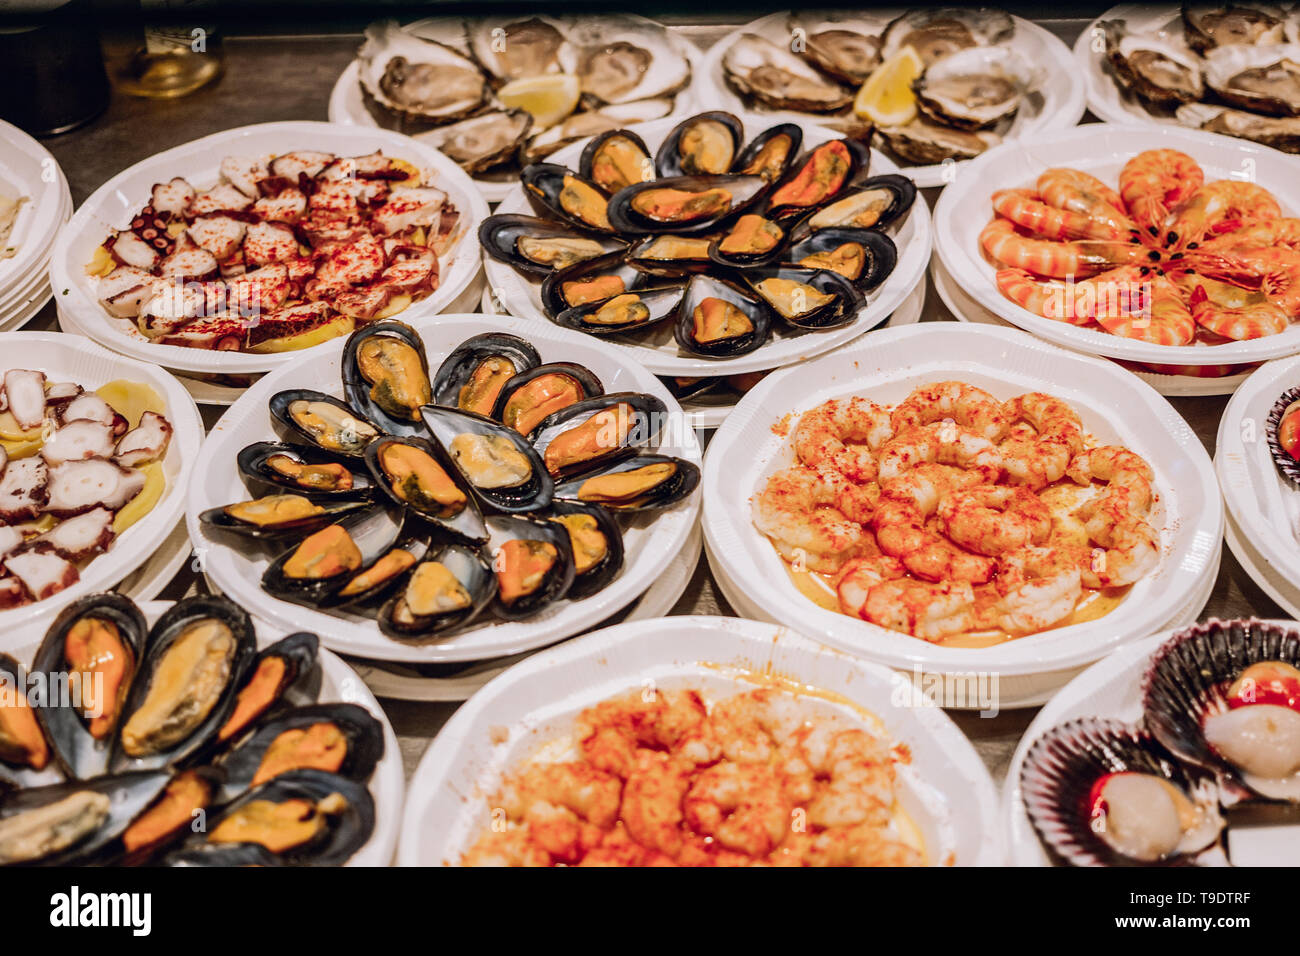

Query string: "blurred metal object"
[[0, 0, 110, 136]]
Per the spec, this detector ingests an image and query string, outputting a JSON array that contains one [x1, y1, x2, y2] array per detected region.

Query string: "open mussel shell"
[[491, 362, 605, 435], [540, 249, 648, 319], [215, 632, 320, 749], [432, 332, 541, 417], [0, 654, 57, 789], [530, 391, 667, 479], [342, 321, 433, 437], [707, 214, 788, 268], [673, 273, 773, 358], [654, 111, 745, 179], [378, 543, 497, 640], [624, 233, 718, 278], [547, 500, 624, 600], [262, 503, 412, 605], [552, 285, 684, 337], [784, 227, 898, 292], [237, 441, 373, 500], [176, 768, 374, 866], [363, 436, 487, 543], [479, 214, 626, 277], [659, 374, 724, 401], [269, 389, 382, 461], [215, 703, 383, 803], [32, 593, 148, 780], [553, 453, 700, 513], [199, 495, 371, 542], [111, 596, 257, 773], [113, 766, 223, 864], [580, 128, 655, 194], [741, 265, 863, 330], [1020, 717, 1227, 867], [1142, 618, 1300, 802], [789, 174, 918, 236], [164, 841, 282, 866], [731, 123, 803, 184], [488, 515, 575, 621], [421, 405, 553, 513], [1265, 386, 1300, 489], [327, 535, 430, 611], [763, 138, 872, 222], [0, 771, 170, 866], [520, 163, 616, 235], [607, 174, 769, 235]]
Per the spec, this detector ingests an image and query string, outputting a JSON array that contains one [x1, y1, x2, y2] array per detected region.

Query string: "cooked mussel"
[[789, 174, 917, 235], [658, 375, 724, 401], [237, 441, 372, 499], [491, 363, 605, 435], [554, 454, 701, 512], [607, 174, 768, 234], [731, 123, 803, 184], [673, 273, 773, 358], [330, 537, 429, 610], [421, 405, 553, 513], [654, 112, 745, 178], [216, 632, 320, 747], [270, 390, 381, 460], [707, 213, 787, 268], [342, 322, 433, 436], [540, 250, 648, 317], [478, 214, 626, 277], [0, 654, 53, 784], [262, 504, 412, 605], [784, 227, 898, 292], [432, 332, 541, 416], [580, 128, 654, 194], [548, 500, 624, 600], [623, 234, 717, 277], [363, 437, 486, 542], [521, 164, 616, 234], [199, 495, 370, 542], [489, 515, 575, 620], [552, 285, 684, 337], [117, 767, 220, 863], [741, 265, 863, 330], [32, 593, 147, 779], [763, 139, 870, 222], [530, 392, 667, 479], [379, 544, 497, 640]]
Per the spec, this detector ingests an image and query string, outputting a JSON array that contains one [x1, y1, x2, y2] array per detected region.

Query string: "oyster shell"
[[1203, 43, 1300, 117], [875, 118, 1000, 164], [565, 16, 691, 106], [1183, 2, 1289, 53], [412, 109, 532, 174], [358, 20, 488, 124], [789, 12, 892, 85], [1177, 102, 1300, 151], [722, 33, 854, 113], [1102, 19, 1205, 110], [915, 45, 1044, 130], [522, 98, 674, 163], [879, 7, 1016, 66], [467, 16, 574, 81]]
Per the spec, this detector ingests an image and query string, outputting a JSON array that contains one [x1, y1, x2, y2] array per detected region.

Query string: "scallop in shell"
[[358, 20, 488, 125], [1101, 20, 1205, 111], [721, 33, 854, 113], [915, 45, 1044, 131]]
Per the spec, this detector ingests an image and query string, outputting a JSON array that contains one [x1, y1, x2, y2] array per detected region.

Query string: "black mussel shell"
[[1142, 618, 1300, 802], [0, 771, 170, 866], [479, 213, 626, 277], [530, 391, 668, 479], [32, 593, 148, 780], [540, 249, 648, 319], [553, 453, 700, 513], [763, 138, 872, 223], [658, 375, 724, 401], [237, 441, 373, 500], [110, 596, 257, 773], [580, 128, 655, 194], [547, 500, 624, 600], [176, 769, 375, 866], [1020, 717, 1226, 867], [379, 543, 497, 640], [608, 174, 769, 235], [706, 214, 788, 268], [215, 703, 384, 802], [654, 111, 745, 179], [520, 163, 616, 235], [789, 174, 917, 236], [431, 333, 541, 415], [491, 363, 605, 434], [731, 123, 803, 184], [552, 284, 684, 337], [673, 273, 773, 358], [740, 265, 864, 330], [214, 632, 320, 748], [784, 227, 898, 292], [114, 766, 223, 864], [262, 503, 410, 605], [198, 495, 370, 542], [163, 841, 282, 866], [363, 436, 487, 543], [269, 389, 382, 460], [488, 515, 575, 620], [327, 536, 430, 611], [0, 654, 56, 789], [623, 233, 718, 278], [341, 321, 434, 437], [421, 405, 553, 513], [1266, 386, 1300, 489]]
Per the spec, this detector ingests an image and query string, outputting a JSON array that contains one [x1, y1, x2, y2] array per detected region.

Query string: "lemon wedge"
[[854, 45, 924, 126], [498, 74, 581, 130]]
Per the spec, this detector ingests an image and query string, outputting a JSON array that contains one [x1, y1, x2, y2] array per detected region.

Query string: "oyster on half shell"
[[565, 16, 691, 106], [1178, 102, 1300, 151], [467, 16, 575, 82], [879, 7, 1016, 66], [876, 117, 1000, 163], [358, 20, 488, 123], [1203, 42, 1300, 117], [1101, 19, 1205, 110], [1183, 3, 1290, 53], [722, 32, 854, 113], [914, 45, 1044, 130], [413, 109, 533, 173], [521, 98, 674, 163], [788, 12, 893, 85]]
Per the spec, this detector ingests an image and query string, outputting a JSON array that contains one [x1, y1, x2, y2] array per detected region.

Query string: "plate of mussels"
[[0, 594, 402, 866], [481, 111, 929, 377], [186, 313, 702, 664]]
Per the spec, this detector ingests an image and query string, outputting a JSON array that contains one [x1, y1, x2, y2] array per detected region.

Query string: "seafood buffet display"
[[479, 110, 915, 360], [0, 369, 172, 608], [1021, 618, 1300, 865], [1097, 4, 1300, 152], [461, 685, 922, 867], [751, 383, 1162, 645], [0, 593, 381, 865], [198, 320, 698, 643], [356, 16, 691, 180], [981, 148, 1300, 344], [85, 147, 462, 353]]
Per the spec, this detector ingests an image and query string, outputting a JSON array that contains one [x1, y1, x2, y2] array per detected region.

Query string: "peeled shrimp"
[[834, 554, 906, 619], [461, 827, 552, 867], [792, 397, 893, 483], [576, 689, 709, 778], [890, 380, 1010, 441], [873, 497, 995, 584], [1082, 514, 1160, 588], [752, 465, 878, 574], [995, 545, 1084, 633], [1067, 445, 1154, 517], [683, 762, 792, 858], [877, 422, 1003, 482], [999, 392, 1085, 489], [779, 824, 924, 867], [937, 484, 1052, 557], [619, 750, 693, 857], [861, 578, 977, 641], [789, 726, 895, 829], [497, 761, 622, 862]]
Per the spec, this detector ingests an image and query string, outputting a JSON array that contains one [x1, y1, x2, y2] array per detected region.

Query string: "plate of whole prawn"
[[701, 322, 1222, 697], [934, 123, 1300, 368], [399, 615, 1003, 867]]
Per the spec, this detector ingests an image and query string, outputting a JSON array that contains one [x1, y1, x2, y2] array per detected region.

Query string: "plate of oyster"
[[481, 111, 929, 377], [0, 593, 401, 866], [697, 8, 1084, 188], [186, 313, 701, 664], [1080, 3, 1300, 152], [329, 16, 697, 202]]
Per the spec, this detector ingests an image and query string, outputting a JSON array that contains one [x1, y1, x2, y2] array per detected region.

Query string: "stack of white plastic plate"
[[0, 119, 71, 329], [1216, 355, 1300, 618], [701, 322, 1223, 708]]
